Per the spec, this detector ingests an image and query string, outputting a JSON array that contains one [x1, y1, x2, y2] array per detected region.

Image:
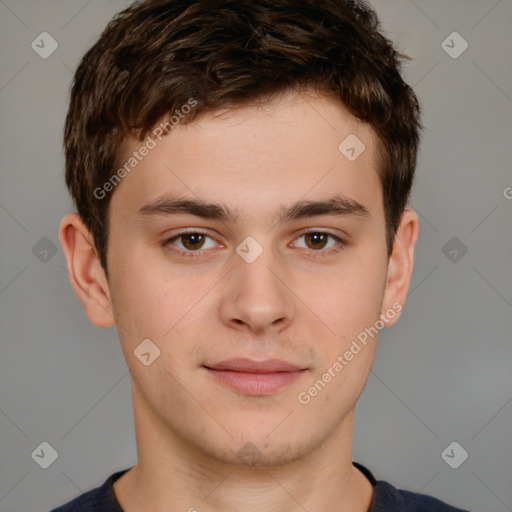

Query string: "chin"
[[199, 430, 318, 469]]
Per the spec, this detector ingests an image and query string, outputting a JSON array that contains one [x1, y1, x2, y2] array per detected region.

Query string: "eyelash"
[[162, 229, 346, 259]]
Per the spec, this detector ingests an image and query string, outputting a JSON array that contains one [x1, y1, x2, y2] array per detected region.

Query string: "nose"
[[218, 246, 295, 335]]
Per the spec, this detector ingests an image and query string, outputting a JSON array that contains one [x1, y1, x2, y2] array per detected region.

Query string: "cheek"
[[109, 253, 186, 337], [109, 258, 218, 383], [301, 258, 385, 340], [297, 264, 385, 412]]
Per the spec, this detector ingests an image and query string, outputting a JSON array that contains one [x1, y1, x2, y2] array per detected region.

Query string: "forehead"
[[110, 89, 383, 223]]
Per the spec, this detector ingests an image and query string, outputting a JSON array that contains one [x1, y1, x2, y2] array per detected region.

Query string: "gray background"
[[0, 0, 511, 510]]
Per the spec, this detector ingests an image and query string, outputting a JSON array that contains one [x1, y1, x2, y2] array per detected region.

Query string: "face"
[[70, 90, 412, 468]]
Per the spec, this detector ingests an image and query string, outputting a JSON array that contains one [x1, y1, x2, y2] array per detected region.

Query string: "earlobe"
[[381, 209, 419, 327], [59, 213, 115, 328]]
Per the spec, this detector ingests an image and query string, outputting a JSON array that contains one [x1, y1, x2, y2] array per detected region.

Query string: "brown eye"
[[180, 233, 206, 251], [164, 231, 218, 257], [304, 232, 330, 250], [292, 231, 344, 253]]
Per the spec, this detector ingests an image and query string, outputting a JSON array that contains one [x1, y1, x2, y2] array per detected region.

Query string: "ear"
[[59, 213, 115, 328], [380, 209, 419, 327]]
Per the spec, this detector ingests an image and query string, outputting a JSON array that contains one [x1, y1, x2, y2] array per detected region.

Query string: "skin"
[[59, 89, 419, 512]]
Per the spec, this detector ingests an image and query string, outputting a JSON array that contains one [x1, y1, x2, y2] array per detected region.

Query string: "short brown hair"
[[64, 0, 422, 271]]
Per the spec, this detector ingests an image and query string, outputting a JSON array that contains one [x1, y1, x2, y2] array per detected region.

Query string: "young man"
[[53, 0, 470, 510]]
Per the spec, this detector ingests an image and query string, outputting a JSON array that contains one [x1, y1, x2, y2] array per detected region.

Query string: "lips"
[[203, 358, 307, 395], [205, 358, 304, 373]]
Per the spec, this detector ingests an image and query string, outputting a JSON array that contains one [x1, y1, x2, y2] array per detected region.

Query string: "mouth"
[[203, 358, 308, 395]]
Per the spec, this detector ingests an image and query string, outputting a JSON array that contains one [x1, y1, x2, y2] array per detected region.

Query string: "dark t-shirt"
[[50, 462, 470, 511]]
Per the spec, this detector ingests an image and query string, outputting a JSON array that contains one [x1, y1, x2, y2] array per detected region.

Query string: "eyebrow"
[[137, 194, 370, 224]]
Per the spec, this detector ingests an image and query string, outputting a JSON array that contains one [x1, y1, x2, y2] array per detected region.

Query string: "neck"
[[113, 383, 373, 512]]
